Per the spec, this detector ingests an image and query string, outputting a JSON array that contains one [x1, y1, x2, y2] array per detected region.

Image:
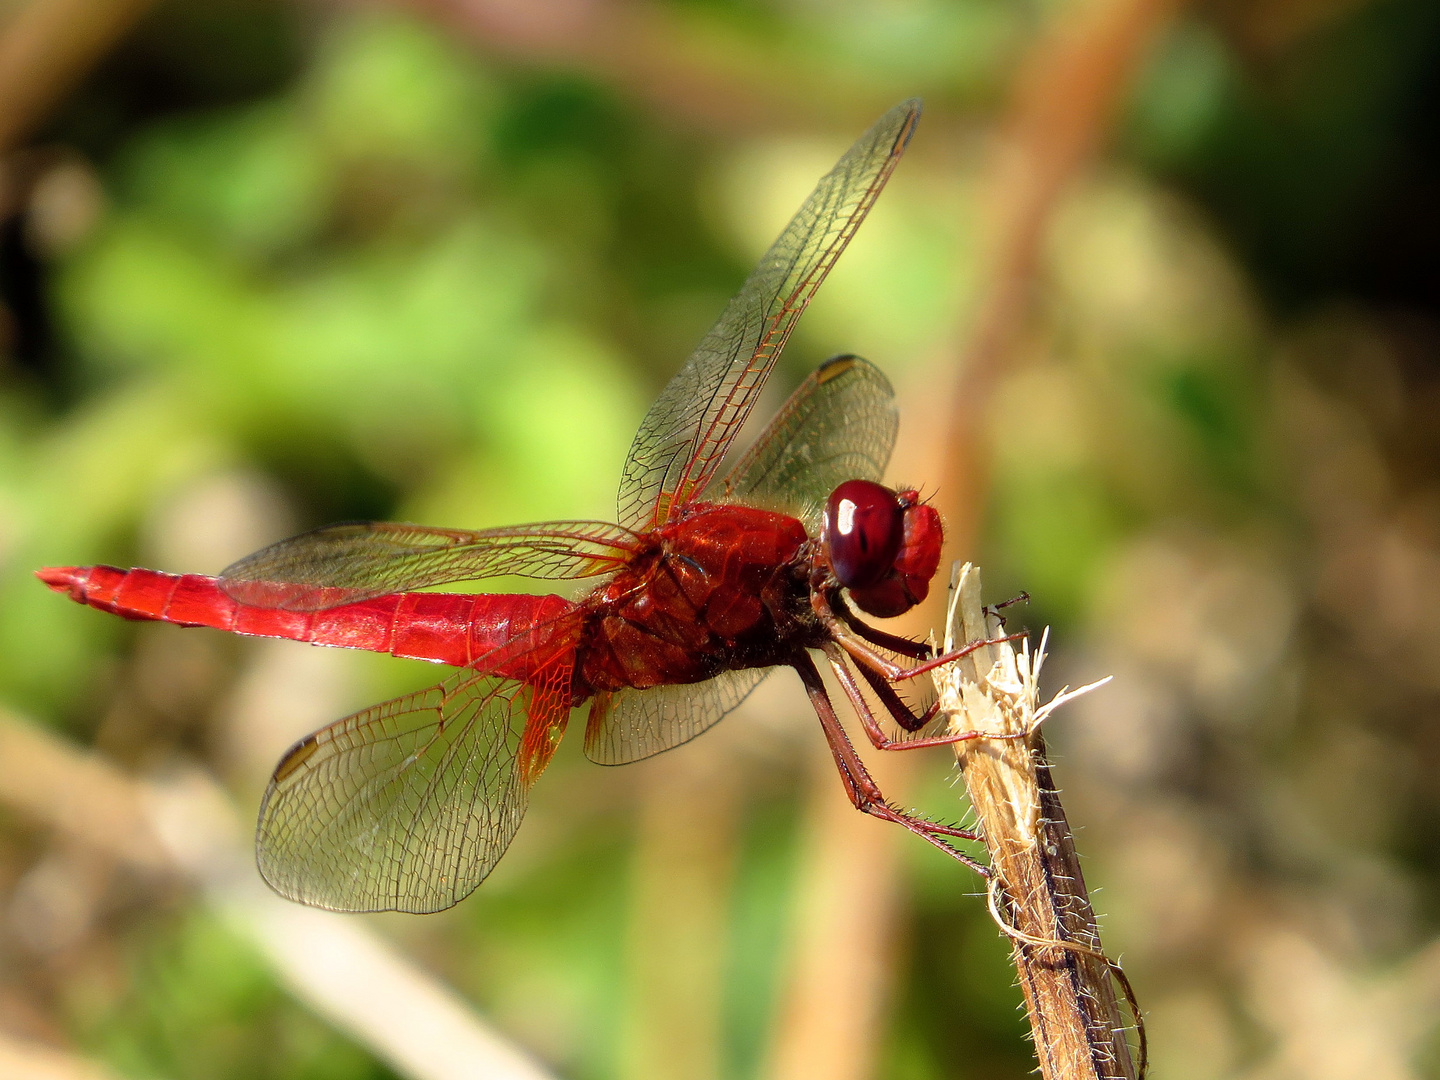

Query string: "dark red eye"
[[824, 480, 904, 589]]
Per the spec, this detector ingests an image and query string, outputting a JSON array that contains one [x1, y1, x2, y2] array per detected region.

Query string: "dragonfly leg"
[[792, 653, 988, 872], [815, 589, 1026, 684], [822, 641, 1025, 751], [886, 634, 1028, 681], [835, 600, 933, 660], [986, 590, 1031, 622]]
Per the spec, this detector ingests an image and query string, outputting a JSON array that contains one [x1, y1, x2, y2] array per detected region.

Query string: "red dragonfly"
[[39, 100, 1005, 913]]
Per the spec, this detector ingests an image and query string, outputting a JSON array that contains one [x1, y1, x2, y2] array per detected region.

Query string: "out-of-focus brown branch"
[[378, 0, 871, 135], [0, 709, 556, 1080], [760, 741, 905, 1080], [936, 564, 1137, 1080], [0, 707, 172, 872], [0, 0, 158, 153], [938, 0, 1186, 562], [764, 0, 1184, 1072]]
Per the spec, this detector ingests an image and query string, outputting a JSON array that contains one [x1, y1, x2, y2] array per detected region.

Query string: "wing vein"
[[616, 101, 920, 531]]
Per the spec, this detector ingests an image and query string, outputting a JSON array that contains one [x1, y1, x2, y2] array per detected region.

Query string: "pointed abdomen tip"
[[36, 566, 83, 596]]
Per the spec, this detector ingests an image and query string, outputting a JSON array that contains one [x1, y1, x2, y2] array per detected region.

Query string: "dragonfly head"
[[822, 481, 942, 619]]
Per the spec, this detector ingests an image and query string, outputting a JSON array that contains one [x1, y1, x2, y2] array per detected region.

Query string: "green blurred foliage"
[[1, 8, 653, 723], [1, 0, 1437, 1078], [75, 910, 395, 1080]]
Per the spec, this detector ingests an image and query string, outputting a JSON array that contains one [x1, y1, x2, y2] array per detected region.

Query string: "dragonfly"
[[39, 100, 1012, 914]]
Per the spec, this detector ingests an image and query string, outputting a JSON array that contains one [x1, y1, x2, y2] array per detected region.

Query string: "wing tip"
[[892, 98, 923, 150], [816, 354, 863, 383], [815, 353, 892, 396]]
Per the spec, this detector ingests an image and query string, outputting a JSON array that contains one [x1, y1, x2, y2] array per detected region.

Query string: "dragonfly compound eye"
[[824, 479, 905, 590]]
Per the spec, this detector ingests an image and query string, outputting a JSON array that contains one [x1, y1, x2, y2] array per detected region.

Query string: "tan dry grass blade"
[[932, 563, 1141, 1080], [0, 1033, 124, 1080], [0, 709, 556, 1080]]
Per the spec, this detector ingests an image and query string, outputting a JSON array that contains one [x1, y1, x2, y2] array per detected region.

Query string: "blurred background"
[[0, 0, 1438, 1078]]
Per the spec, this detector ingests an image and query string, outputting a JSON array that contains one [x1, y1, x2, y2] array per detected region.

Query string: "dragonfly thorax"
[[574, 504, 815, 695]]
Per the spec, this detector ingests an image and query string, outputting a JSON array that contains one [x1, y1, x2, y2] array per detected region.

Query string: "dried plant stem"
[[934, 563, 1140, 1080], [0, 0, 158, 153]]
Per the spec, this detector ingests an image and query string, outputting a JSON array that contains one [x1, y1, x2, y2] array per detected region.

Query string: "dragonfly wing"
[[583, 667, 771, 765], [221, 520, 641, 611], [617, 100, 920, 532], [256, 620, 579, 913], [708, 354, 897, 533]]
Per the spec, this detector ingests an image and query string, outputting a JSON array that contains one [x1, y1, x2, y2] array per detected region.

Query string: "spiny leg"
[[833, 587, 1031, 666], [854, 654, 938, 733], [816, 590, 1027, 683], [792, 652, 988, 870], [837, 601, 933, 660], [822, 641, 1025, 752], [985, 590, 1031, 619], [832, 595, 944, 733]]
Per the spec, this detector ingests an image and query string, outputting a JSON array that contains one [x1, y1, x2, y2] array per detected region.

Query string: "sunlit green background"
[[2, 0, 1439, 1078]]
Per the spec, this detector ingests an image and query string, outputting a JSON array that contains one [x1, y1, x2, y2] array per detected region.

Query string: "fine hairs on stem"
[[932, 562, 1145, 1080]]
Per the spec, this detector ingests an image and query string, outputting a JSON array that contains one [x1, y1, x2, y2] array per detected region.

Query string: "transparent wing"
[[255, 618, 579, 913], [583, 667, 771, 765], [221, 520, 641, 611], [617, 100, 920, 531], [706, 354, 897, 532]]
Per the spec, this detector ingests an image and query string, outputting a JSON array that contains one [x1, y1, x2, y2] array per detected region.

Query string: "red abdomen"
[[37, 565, 577, 679]]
